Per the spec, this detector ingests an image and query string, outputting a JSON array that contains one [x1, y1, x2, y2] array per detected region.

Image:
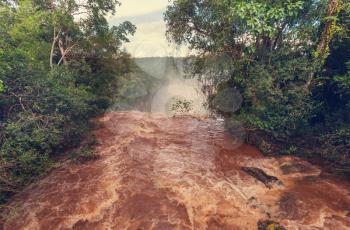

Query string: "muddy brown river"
[[1, 111, 350, 230]]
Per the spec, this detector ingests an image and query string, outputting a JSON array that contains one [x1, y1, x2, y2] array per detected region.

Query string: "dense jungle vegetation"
[[164, 0, 350, 175], [0, 0, 136, 204]]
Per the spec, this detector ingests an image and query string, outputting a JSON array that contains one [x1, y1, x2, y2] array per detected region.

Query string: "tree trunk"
[[58, 37, 68, 65], [50, 28, 59, 68], [316, 0, 342, 59], [305, 0, 342, 89]]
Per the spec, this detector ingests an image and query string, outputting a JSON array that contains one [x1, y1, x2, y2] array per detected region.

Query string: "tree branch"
[[58, 37, 68, 65], [57, 44, 76, 66], [50, 28, 60, 68]]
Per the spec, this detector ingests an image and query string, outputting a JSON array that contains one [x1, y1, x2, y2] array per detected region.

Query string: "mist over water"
[[150, 76, 208, 116], [132, 57, 209, 117]]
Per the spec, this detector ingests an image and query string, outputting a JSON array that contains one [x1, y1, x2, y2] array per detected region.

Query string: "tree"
[[38, 0, 136, 68], [0, 0, 135, 204], [316, 0, 343, 60], [164, 0, 323, 137], [312, 3, 350, 166], [305, 0, 344, 88], [165, 0, 350, 170]]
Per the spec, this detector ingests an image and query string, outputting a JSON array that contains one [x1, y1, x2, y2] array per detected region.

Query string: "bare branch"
[[50, 28, 61, 68], [57, 44, 76, 66]]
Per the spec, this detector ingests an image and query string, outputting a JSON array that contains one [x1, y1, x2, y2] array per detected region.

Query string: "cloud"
[[108, 10, 164, 25], [114, 0, 169, 18], [108, 0, 188, 57]]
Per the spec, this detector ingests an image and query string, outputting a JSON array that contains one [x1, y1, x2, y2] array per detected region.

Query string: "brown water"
[[2, 111, 350, 230]]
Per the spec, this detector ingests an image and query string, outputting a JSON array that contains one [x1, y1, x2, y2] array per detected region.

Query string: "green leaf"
[[0, 80, 4, 93]]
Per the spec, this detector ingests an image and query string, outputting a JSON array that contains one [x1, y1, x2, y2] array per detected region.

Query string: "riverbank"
[[246, 130, 350, 181]]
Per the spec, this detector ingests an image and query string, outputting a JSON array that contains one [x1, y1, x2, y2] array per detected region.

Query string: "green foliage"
[[279, 145, 299, 156], [0, 0, 135, 204], [165, 0, 321, 138], [0, 80, 4, 93], [318, 128, 350, 164], [113, 63, 161, 111], [70, 135, 100, 164], [232, 0, 305, 37], [310, 3, 350, 170], [234, 50, 316, 139], [165, 0, 323, 53], [167, 97, 193, 116], [165, 0, 350, 171]]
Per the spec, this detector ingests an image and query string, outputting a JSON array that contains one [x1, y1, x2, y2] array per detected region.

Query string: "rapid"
[[1, 111, 349, 230]]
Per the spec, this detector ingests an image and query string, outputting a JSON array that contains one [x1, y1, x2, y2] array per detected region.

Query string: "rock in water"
[[241, 167, 279, 189], [257, 219, 286, 230]]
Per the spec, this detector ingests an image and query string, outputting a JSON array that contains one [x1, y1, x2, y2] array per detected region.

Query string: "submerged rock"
[[247, 196, 259, 209], [241, 167, 280, 189], [280, 162, 313, 175]]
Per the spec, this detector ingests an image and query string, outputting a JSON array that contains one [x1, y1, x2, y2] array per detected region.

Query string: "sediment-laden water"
[[2, 111, 349, 230]]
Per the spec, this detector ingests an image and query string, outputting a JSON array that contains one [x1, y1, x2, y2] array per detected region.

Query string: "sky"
[[107, 0, 188, 57]]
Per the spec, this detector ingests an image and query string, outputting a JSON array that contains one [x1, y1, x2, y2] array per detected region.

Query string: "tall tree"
[[42, 0, 135, 68], [316, 0, 343, 60], [165, 0, 323, 137], [165, 0, 350, 170], [0, 0, 135, 204], [305, 0, 344, 88]]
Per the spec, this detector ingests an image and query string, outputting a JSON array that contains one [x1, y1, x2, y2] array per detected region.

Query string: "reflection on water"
[[2, 111, 349, 230]]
